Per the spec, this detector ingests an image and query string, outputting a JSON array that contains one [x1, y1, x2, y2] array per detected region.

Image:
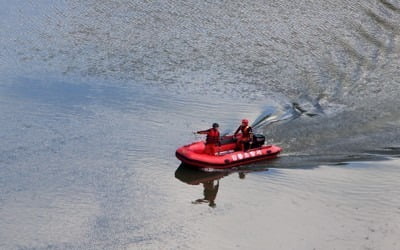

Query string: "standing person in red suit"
[[196, 123, 221, 155], [234, 119, 253, 151]]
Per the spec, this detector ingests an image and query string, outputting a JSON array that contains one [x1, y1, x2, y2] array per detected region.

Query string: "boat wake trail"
[[252, 99, 322, 131]]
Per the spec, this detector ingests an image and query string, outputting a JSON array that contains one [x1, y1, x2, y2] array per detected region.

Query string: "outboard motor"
[[251, 134, 266, 148]]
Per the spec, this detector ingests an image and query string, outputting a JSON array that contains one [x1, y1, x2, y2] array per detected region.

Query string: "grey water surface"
[[1, 0, 400, 249]]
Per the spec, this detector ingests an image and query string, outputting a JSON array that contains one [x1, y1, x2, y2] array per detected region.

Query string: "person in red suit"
[[234, 119, 253, 151], [196, 123, 221, 155]]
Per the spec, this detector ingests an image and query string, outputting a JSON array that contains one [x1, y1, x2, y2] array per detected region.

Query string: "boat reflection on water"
[[174, 164, 266, 208]]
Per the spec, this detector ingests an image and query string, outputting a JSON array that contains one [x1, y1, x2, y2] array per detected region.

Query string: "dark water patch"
[[0, 76, 175, 114], [273, 152, 393, 169], [2, 77, 92, 106], [364, 146, 400, 157]]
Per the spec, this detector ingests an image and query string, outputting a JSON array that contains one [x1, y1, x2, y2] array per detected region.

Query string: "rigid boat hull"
[[175, 140, 281, 169]]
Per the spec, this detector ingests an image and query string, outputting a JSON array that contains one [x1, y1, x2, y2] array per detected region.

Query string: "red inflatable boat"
[[176, 134, 282, 170]]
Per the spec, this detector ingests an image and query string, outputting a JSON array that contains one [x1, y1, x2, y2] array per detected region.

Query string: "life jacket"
[[206, 128, 220, 144], [240, 125, 252, 139]]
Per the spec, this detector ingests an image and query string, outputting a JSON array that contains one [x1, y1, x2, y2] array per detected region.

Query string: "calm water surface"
[[1, 0, 400, 249]]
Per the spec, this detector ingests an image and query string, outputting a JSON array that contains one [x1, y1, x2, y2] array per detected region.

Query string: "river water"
[[1, 0, 400, 249]]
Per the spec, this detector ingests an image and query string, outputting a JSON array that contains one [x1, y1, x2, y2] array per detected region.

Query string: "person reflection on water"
[[191, 173, 246, 208], [195, 123, 221, 155], [192, 180, 219, 208]]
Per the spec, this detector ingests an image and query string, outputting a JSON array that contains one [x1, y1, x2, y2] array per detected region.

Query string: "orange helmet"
[[242, 119, 249, 125]]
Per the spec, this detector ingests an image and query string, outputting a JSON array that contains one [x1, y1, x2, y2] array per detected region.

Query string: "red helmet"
[[242, 119, 249, 125]]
